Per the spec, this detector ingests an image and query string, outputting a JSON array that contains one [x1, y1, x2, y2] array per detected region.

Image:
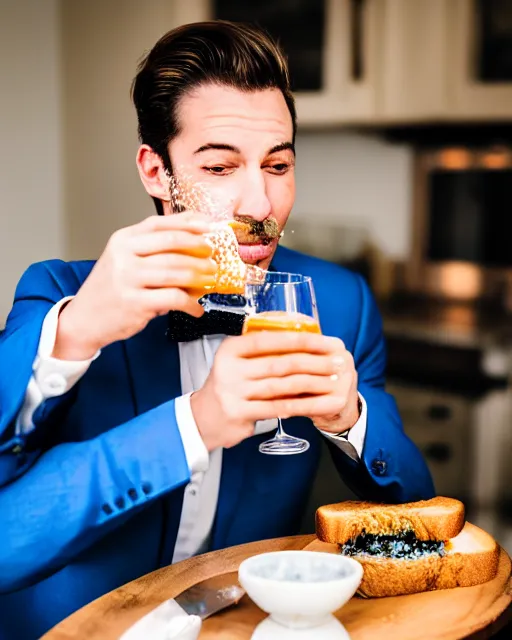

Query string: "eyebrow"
[[194, 143, 241, 154], [193, 141, 295, 155], [268, 142, 295, 155]]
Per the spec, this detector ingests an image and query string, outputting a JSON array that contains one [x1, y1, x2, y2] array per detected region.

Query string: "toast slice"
[[316, 497, 465, 544], [350, 522, 499, 597]]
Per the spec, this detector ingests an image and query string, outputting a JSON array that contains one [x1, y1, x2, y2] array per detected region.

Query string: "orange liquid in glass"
[[242, 311, 321, 335]]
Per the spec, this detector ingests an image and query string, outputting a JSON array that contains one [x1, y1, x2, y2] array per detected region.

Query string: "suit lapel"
[[122, 315, 182, 415]]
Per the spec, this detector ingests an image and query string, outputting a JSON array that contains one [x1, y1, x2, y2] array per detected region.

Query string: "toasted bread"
[[316, 497, 465, 544], [352, 522, 499, 597]]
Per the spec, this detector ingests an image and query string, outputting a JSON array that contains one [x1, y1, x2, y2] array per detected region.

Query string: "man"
[[0, 21, 434, 639]]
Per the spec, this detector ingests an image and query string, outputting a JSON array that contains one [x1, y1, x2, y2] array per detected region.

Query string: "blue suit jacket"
[[0, 246, 434, 639]]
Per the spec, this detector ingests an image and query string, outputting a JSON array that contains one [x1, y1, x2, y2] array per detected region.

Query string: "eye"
[[267, 163, 291, 175], [202, 166, 233, 176]]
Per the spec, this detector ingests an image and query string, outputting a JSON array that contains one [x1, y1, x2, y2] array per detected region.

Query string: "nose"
[[234, 169, 271, 222]]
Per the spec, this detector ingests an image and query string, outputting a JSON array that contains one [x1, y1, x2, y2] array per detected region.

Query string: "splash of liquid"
[[168, 172, 232, 221], [167, 171, 267, 292]]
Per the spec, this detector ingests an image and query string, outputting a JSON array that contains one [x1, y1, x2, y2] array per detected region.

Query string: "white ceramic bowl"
[[238, 550, 363, 630]]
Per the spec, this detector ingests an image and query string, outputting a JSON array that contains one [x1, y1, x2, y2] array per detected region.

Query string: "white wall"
[[294, 131, 413, 259], [0, 0, 63, 325], [62, 0, 180, 260]]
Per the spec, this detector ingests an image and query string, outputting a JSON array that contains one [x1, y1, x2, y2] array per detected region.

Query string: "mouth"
[[229, 216, 280, 264], [236, 239, 277, 264]]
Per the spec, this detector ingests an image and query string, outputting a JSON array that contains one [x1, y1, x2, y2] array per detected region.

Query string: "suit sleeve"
[[0, 263, 191, 593], [0, 262, 75, 455], [327, 275, 436, 503]]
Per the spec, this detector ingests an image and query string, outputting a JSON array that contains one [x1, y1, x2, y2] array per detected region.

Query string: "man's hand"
[[53, 214, 217, 360], [308, 338, 361, 434], [190, 331, 360, 451]]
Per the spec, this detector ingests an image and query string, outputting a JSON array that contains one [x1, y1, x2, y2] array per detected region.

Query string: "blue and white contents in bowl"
[[238, 550, 363, 630]]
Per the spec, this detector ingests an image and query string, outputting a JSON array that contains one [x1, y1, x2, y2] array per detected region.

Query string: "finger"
[[246, 394, 350, 422], [311, 379, 360, 428], [139, 253, 217, 276], [132, 230, 214, 258], [245, 353, 343, 380], [233, 331, 343, 358], [142, 269, 217, 291], [143, 287, 206, 318], [246, 374, 336, 401]]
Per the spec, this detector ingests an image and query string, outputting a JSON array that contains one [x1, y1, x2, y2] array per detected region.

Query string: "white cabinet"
[[377, 0, 450, 122], [447, 0, 512, 120], [378, 0, 512, 122], [290, 0, 380, 126], [172, 0, 512, 126], [377, 0, 512, 122], [172, 0, 380, 126]]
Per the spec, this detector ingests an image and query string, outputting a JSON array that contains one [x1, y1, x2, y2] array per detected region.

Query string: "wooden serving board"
[[199, 540, 512, 640], [43, 534, 512, 640]]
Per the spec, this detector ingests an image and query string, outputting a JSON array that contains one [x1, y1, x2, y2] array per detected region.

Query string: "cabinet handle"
[[423, 443, 452, 463], [426, 405, 452, 421], [350, 0, 366, 80]]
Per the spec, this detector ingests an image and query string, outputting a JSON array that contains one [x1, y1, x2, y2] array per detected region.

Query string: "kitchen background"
[[2, 0, 512, 551]]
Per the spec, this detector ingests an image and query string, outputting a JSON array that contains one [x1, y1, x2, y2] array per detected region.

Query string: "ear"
[[136, 144, 170, 202]]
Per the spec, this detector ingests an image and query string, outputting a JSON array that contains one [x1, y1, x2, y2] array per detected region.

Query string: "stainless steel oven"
[[408, 146, 512, 305]]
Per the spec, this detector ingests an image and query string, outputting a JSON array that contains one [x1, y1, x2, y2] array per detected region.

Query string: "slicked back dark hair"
[[131, 20, 296, 214]]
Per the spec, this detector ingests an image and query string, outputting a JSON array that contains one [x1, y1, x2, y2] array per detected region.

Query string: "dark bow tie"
[[166, 294, 247, 342]]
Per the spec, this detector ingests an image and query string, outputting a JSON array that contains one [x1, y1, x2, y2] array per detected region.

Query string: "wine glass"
[[243, 272, 321, 455]]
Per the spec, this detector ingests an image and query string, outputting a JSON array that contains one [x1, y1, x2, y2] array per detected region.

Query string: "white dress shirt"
[[16, 298, 368, 564]]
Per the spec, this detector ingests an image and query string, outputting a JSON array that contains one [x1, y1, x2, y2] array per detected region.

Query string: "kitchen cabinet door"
[[447, 0, 512, 120], [172, 0, 380, 126], [377, 0, 450, 122], [387, 382, 474, 503]]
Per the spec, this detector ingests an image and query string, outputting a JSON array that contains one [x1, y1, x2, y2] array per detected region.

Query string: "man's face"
[[168, 84, 295, 269]]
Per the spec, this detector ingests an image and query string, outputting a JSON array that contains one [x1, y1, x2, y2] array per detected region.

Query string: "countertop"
[[381, 295, 512, 350], [379, 295, 512, 394]]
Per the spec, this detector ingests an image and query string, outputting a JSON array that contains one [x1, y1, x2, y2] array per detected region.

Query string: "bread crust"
[[316, 497, 465, 543]]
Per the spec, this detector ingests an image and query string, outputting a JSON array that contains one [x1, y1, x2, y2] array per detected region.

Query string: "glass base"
[[259, 435, 310, 455]]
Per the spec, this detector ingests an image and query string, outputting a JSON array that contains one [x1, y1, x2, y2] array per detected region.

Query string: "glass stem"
[[275, 417, 286, 439]]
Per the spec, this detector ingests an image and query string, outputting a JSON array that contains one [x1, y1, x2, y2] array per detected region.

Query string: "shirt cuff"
[[174, 393, 210, 476], [15, 297, 101, 435], [319, 393, 367, 462], [34, 296, 101, 397]]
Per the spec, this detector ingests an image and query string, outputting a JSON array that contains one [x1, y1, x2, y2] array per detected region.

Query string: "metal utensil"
[[119, 574, 245, 639], [174, 573, 245, 619]]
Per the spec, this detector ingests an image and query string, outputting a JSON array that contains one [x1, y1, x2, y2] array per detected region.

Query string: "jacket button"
[[371, 459, 387, 476], [114, 496, 125, 509], [141, 482, 152, 495], [102, 503, 113, 516], [127, 488, 138, 501]]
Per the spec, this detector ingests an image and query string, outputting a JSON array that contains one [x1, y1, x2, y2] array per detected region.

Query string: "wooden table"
[[43, 535, 512, 640]]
